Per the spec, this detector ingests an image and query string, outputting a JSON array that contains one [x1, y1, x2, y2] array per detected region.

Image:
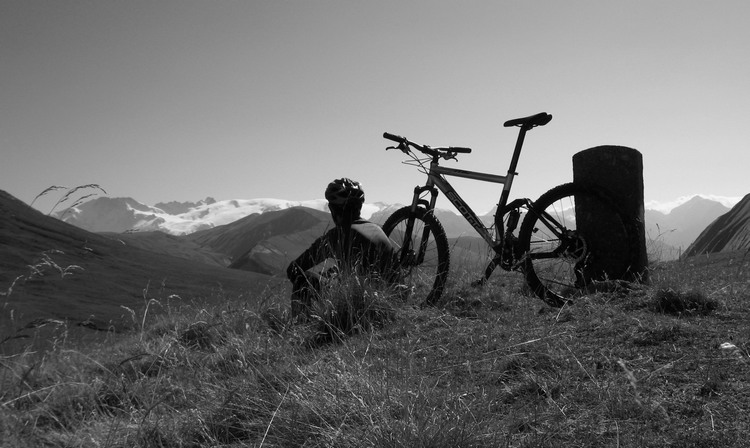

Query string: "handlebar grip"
[[383, 132, 406, 143], [451, 147, 472, 154]]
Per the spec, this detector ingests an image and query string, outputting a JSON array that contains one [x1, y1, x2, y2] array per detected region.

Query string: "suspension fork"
[[401, 184, 439, 265]]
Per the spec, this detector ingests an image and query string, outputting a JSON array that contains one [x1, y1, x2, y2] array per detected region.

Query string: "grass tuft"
[[308, 276, 396, 344], [650, 287, 718, 315]]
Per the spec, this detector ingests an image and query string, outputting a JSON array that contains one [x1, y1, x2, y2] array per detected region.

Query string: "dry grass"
[[1, 251, 749, 447], [29, 184, 107, 216]]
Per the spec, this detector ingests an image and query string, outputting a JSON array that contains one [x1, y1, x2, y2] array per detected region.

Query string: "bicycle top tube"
[[432, 165, 506, 185]]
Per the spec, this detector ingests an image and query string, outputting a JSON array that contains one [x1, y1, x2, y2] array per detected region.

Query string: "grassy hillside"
[[0, 189, 276, 332], [1, 250, 749, 447]]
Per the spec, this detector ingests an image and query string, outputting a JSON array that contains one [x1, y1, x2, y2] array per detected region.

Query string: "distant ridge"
[[645, 194, 742, 214], [684, 193, 750, 257], [644, 196, 731, 259]]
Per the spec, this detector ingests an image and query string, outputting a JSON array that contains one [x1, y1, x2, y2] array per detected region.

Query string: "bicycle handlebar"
[[383, 132, 406, 144], [383, 132, 472, 158], [443, 146, 472, 154]]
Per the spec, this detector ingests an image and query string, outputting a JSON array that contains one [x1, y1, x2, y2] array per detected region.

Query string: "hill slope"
[[100, 231, 230, 267], [187, 207, 334, 275], [684, 193, 750, 257], [0, 190, 276, 329]]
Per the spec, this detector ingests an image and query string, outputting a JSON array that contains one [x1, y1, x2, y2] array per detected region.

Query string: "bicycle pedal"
[[499, 255, 514, 271]]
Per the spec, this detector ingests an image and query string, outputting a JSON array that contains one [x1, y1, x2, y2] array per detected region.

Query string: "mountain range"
[[55, 193, 742, 260]]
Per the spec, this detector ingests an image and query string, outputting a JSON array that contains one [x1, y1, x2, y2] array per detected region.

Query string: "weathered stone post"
[[572, 146, 649, 283]]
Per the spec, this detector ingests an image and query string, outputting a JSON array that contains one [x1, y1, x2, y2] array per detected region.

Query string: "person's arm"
[[286, 234, 329, 281]]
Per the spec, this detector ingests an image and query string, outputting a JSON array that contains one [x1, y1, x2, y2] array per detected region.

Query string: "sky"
[[2, 0, 748, 215]]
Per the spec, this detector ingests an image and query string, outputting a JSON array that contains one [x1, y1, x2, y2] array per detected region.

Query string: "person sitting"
[[286, 178, 398, 318]]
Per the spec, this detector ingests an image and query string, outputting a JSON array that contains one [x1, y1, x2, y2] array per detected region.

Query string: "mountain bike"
[[382, 112, 638, 307]]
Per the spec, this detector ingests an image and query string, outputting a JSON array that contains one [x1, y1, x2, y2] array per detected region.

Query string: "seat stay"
[[529, 207, 568, 240]]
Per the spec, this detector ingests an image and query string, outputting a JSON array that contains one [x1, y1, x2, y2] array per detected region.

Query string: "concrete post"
[[572, 146, 649, 283]]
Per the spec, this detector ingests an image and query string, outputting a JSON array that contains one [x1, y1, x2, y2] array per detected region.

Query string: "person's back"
[[286, 178, 397, 317], [325, 218, 397, 279]]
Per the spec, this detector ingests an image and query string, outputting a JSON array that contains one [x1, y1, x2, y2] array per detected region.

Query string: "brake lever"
[[397, 142, 410, 154], [386, 142, 410, 154]]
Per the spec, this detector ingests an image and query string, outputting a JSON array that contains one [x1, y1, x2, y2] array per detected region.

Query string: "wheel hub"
[[557, 231, 587, 263]]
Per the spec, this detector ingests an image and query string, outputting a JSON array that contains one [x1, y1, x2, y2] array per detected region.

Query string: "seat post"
[[496, 126, 529, 211], [508, 126, 529, 176]]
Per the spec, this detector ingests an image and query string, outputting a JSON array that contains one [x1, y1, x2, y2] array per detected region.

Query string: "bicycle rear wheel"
[[518, 183, 635, 307], [382, 207, 450, 306]]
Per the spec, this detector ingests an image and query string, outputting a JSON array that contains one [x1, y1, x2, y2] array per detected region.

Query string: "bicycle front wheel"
[[518, 183, 635, 307], [382, 207, 450, 306]]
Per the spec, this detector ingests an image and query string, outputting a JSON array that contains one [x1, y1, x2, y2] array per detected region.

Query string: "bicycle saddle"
[[503, 112, 552, 128]]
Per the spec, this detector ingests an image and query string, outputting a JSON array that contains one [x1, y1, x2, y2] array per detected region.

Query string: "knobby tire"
[[518, 182, 638, 307], [382, 207, 450, 306]]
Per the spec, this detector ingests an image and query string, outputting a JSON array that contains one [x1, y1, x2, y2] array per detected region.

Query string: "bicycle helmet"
[[325, 178, 365, 209]]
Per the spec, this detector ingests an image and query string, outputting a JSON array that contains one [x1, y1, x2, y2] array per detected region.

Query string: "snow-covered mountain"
[[57, 197, 336, 235], [153, 197, 217, 215]]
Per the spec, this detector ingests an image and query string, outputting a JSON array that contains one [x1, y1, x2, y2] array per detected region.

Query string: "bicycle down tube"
[[425, 165, 507, 247]]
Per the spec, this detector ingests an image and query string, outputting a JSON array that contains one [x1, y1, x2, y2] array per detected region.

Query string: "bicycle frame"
[[409, 165, 505, 248], [406, 123, 535, 249]]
